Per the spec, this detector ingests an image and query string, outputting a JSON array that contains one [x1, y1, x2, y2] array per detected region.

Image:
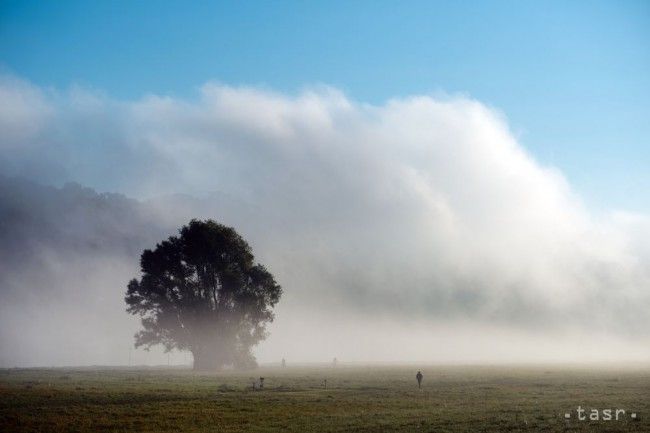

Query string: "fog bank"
[[1, 74, 649, 366]]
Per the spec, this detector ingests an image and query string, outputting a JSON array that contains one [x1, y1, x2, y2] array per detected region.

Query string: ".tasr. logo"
[[564, 406, 638, 422]]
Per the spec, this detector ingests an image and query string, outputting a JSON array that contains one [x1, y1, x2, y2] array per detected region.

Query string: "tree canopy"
[[125, 219, 282, 370]]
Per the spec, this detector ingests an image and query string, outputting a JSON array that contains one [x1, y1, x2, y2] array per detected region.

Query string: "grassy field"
[[1, 365, 649, 432]]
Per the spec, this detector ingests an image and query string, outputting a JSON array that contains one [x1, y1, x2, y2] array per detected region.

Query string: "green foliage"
[[125, 219, 282, 369]]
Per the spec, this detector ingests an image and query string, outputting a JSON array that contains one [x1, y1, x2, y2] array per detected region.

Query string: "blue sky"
[[1, 0, 649, 211]]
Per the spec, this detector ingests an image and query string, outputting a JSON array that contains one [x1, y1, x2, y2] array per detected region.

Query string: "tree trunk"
[[191, 346, 226, 370], [191, 336, 257, 370]]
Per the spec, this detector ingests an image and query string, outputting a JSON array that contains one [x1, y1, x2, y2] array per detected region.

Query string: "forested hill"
[[0, 176, 166, 263]]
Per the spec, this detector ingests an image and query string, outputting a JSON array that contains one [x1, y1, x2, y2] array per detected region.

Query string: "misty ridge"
[[1, 74, 650, 366], [0, 174, 256, 262], [0, 176, 161, 260]]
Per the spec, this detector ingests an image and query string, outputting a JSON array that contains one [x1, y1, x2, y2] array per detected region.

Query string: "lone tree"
[[125, 219, 282, 370]]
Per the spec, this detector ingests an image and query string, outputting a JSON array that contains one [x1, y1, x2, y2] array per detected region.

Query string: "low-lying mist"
[[1, 74, 649, 367]]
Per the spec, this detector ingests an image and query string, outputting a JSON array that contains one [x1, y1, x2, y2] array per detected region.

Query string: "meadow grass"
[[1, 364, 649, 432]]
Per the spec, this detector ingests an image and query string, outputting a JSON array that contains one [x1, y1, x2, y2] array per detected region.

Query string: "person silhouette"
[[281, 358, 286, 368], [416, 371, 423, 389]]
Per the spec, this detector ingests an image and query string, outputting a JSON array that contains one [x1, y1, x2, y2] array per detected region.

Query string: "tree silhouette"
[[125, 219, 282, 370]]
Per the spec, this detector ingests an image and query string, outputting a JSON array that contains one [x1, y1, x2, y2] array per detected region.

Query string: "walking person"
[[416, 371, 423, 389]]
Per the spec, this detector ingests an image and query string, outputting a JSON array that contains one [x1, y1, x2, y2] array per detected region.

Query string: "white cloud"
[[0, 76, 53, 155]]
